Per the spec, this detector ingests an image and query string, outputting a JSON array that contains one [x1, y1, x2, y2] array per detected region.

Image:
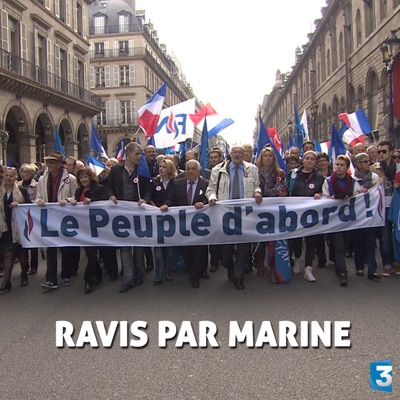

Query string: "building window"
[[380, 0, 387, 21], [95, 66, 105, 87], [120, 100, 131, 125], [94, 16, 105, 34], [120, 65, 129, 86], [119, 14, 129, 33], [76, 2, 83, 35], [95, 42, 104, 56], [355, 9, 362, 47], [98, 102, 107, 126], [119, 40, 128, 54], [364, 0, 375, 37]]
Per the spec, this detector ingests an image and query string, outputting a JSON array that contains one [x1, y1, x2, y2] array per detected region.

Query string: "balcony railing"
[[95, 118, 138, 128], [90, 47, 135, 58], [89, 24, 136, 36], [0, 48, 101, 107]]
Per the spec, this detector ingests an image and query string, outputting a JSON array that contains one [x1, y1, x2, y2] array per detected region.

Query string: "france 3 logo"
[[370, 359, 392, 392]]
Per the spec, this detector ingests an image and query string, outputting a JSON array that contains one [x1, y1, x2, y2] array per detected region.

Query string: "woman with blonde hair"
[[150, 158, 176, 284], [0, 167, 31, 292], [254, 146, 286, 282], [18, 163, 39, 274]]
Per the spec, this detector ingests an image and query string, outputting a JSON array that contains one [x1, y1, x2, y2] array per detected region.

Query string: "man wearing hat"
[[36, 150, 77, 290]]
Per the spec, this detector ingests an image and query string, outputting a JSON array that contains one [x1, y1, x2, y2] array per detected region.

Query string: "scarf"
[[329, 171, 354, 199], [354, 168, 373, 189], [259, 167, 282, 197]]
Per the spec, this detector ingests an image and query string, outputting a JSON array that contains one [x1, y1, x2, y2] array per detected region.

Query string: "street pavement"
[[0, 251, 399, 400]]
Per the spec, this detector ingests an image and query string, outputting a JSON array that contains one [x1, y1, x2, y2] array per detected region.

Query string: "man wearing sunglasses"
[[378, 141, 396, 277]]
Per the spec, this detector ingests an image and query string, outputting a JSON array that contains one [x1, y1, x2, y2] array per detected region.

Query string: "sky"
[[135, 0, 327, 146]]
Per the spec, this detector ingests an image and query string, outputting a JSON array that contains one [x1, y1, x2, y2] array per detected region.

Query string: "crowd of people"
[[0, 137, 399, 294]]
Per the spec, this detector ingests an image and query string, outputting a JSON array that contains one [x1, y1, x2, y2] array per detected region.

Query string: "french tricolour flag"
[[338, 109, 372, 147], [190, 103, 234, 138], [138, 83, 167, 138], [86, 154, 105, 176]]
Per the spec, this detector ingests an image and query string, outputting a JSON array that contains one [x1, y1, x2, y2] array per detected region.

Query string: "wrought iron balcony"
[[0, 48, 101, 110], [95, 118, 138, 128]]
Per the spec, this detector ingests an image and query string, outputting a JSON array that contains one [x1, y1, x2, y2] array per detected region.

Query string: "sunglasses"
[[378, 150, 388, 154], [393, 156, 400, 160]]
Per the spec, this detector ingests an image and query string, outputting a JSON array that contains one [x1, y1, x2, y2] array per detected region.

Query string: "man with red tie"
[[171, 160, 209, 289]]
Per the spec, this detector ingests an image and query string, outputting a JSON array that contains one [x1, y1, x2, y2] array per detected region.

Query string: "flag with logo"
[[138, 82, 167, 138], [153, 98, 195, 149]]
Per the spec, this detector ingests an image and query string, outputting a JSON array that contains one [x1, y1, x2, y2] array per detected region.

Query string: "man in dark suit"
[[108, 142, 152, 293], [171, 159, 209, 289]]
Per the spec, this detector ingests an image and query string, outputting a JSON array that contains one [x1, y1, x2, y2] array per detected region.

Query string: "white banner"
[[15, 186, 385, 248]]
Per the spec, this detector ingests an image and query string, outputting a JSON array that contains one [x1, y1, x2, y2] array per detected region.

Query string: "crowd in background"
[[0, 136, 399, 294]]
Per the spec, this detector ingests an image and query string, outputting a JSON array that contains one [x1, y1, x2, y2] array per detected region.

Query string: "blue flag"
[[294, 103, 306, 149], [178, 141, 188, 159], [313, 140, 322, 153], [89, 125, 108, 158], [199, 114, 209, 178], [257, 116, 289, 174], [256, 115, 268, 159], [147, 135, 155, 147], [85, 154, 105, 176], [328, 124, 346, 162], [54, 127, 65, 156], [137, 154, 152, 180]]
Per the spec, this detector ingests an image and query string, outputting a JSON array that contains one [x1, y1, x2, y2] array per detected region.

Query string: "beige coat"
[[0, 183, 28, 243], [36, 168, 77, 203]]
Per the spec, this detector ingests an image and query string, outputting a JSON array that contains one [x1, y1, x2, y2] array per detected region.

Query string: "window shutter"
[[44, 0, 50, 10], [105, 65, 111, 87], [66, 0, 71, 26], [20, 22, 27, 74], [113, 41, 118, 57], [129, 64, 135, 86], [54, 44, 61, 89], [84, 62, 88, 90], [128, 39, 134, 55], [1, 10, 9, 53], [114, 65, 119, 87], [82, 4, 87, 39], [90, 66, 95, 88], [73, 1, 78, 32], [130, 100, 136, 124], [115, 101, 121, 125], [106, 101, 112, 126], [55, 0, 60, 17]]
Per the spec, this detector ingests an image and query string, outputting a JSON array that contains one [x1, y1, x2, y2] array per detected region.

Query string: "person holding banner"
[[37, 151, 78, 290], [170, 160, 209, 289], [352, 153, 381, 280], [287, 151, 325, 282], [206, 145, 262, 290], [70, 167, 110, 294], [322, 155, 361, 286], [254, 147, 286, 281], [108, 142, 152, 293], [149, 158, 176, 285], [0, 167, 31, 292]]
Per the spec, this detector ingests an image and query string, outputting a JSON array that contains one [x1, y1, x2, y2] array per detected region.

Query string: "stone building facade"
[[88, 0, 204, 157], [0, 0, 101, 165], [258, 0, 400, 148]]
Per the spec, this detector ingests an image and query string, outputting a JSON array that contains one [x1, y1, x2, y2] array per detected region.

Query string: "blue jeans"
[[153, 247, 173, 281]]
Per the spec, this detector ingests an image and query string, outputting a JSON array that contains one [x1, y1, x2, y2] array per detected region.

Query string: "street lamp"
[[17, 118, 25, 134], [380, 30, 400, 146], [310, 102, 318, 140], [0, 130, 9, 164], [65, 128, 72, 142]]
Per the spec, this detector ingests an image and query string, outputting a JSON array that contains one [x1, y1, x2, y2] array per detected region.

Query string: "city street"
[[0, 251, 399, 400]]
